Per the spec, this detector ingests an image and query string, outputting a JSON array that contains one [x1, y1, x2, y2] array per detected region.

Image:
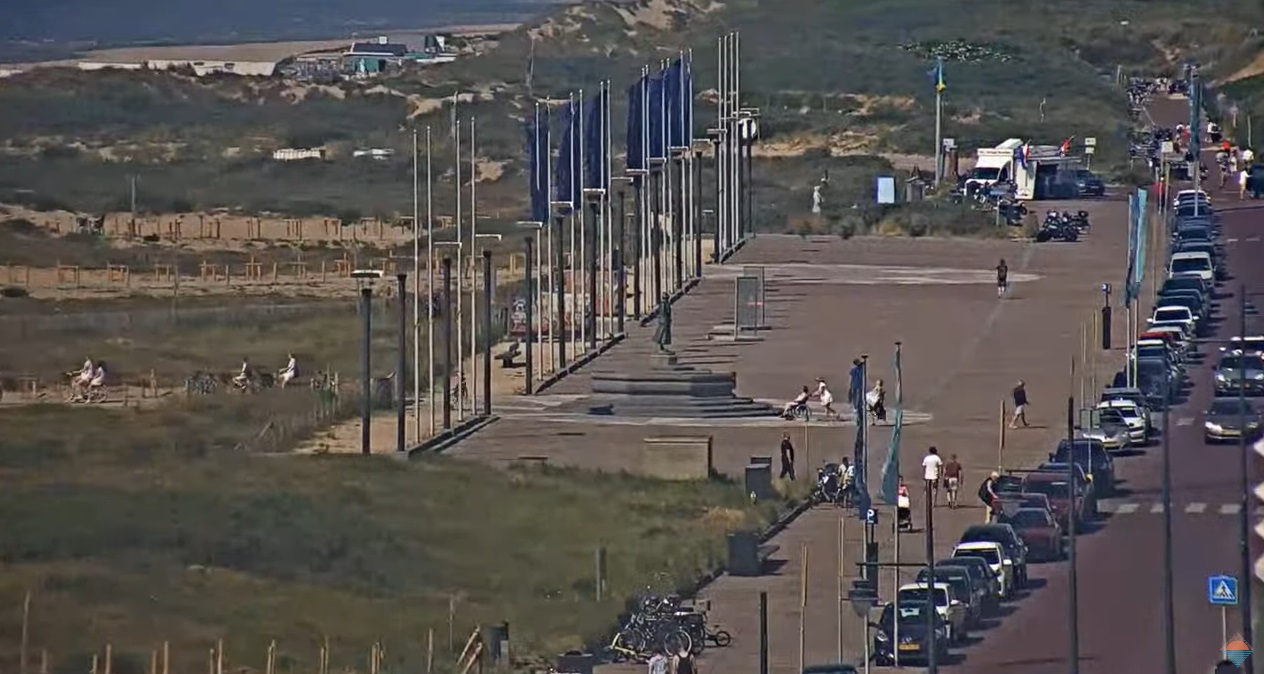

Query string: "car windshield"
[[1171, 258, 1210, 273], [1023, 479, 1070, 496], [1154, 308, 1189, 320], [1219, 356, 1264, 370], [970, 167, 1000, 180], [881, 602, 935, 625], [1210, 399, 1254, 415], [1177, 228, 1210, 241], [1008, 510, 1051, 528], [954, 548, 1000, 565], [898, 587, 948, 606]]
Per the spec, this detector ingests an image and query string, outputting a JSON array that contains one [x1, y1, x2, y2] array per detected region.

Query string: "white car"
[[1174, 188, 1210, 205], [1168, 251, 1214, 283], [1097, 400, 1150, 443], [1227, 336, 1264, 357], [897, 582, 968, 644], [1150, 305, 1197, 333], [952, 541, 1015, 598]]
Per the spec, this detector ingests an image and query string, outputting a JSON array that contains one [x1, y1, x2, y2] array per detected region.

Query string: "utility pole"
[[1240, 287, 1256, 663]]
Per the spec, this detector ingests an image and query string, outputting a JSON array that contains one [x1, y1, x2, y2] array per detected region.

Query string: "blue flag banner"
[[1133, 187, 1148, 295], [852, 359, 871, 516], [525, 107, 549, 224], [927, 57, 946, 94], [878, 344, 903, 506], [583, 88, 606, 191], [553, 99, 582, 208], [648, 71, 665, 160], [666, 58, 685, 148], [1124, 194, 1137, 304], [684, 55, 693, 143], [626, 78, 645, 171]]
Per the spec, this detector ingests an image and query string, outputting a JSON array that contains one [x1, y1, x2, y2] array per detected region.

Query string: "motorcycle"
[[1065, 210, 1090, 232]]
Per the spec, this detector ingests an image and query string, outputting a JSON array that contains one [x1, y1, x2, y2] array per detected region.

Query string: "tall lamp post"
[[515, 221, 545, 394], [433, 241, 462, 424], [351, 269, 384, 455], [470, 233, 502, 415]]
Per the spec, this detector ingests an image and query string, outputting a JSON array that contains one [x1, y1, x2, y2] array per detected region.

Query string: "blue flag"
[[524, 107, 549, 224], [626, 77, 645, 172], [553, 98, 582, 208], [683, 55, 693, 145], [648, 71, 665, 161], [927, 57, 946, 94], [584, 86, 607, 191], [878, 344, 903, 505], [1132, 187, 1147, 296], [852, 358, 871, 517], [1124, 194, 1137, 304], [666, 58, 685, 149]]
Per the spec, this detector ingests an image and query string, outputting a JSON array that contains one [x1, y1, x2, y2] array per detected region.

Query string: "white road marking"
[[1176, 417, 1194, 426], [1221, 504, 1242, 515], [1248, 236, 1262, 242], [1116, 503, 1140, 514], [1186, 502, 1208, 513], [1227, 238, 1240, 243], [1150, 503, 1166, 514]]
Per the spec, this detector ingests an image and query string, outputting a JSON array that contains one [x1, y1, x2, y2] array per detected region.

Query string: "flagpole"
[[603, 81, 613, 341], [934, 58, 944, 184], [426, 126, 435, 436], [411, 127, 421, 445], [717, 36, 726, 256], [454, 118, 464, 421], [543, 103, 554, 377], [468, 116, 478, 414], [641, 66, 651, 317], [732, 32, 741, 248]]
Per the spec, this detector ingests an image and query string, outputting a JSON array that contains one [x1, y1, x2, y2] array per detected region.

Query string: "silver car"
[[1077, 408, 1131, 450], [1214, 352, 1264, 396]]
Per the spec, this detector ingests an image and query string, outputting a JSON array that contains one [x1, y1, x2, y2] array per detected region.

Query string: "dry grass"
[[0, 401, 796, 673]]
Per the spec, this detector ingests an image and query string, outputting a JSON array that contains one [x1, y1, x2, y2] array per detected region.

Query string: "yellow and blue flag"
[[927, 57, 946, 94]]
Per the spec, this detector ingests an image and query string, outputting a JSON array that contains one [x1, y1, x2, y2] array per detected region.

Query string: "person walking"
[[1240, 167, 1250, 201], [921, 446, 943, 507], [779, 432, 796, 480], [648, 649, 669, 674], [943, 453, 963, 509], [996, 258, 1009, 298], [1009, 380, 1030, 428], [978, 471, 1000, 523], [897, 476, 913, 531]]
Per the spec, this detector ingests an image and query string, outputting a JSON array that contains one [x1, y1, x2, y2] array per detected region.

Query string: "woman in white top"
[[278, 354, 298, 388], [815, 378, 836, 419], [89, 362, 106, 388]]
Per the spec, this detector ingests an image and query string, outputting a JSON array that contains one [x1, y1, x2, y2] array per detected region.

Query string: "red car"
[[1000, 507, 1064, 561], [1020, 473, 1087, 529]]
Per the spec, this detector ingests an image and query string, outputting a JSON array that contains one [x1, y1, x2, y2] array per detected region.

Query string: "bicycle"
[[185, 371, 218, 396]]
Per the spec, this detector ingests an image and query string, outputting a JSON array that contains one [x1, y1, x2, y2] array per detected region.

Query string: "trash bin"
[[744, 463, 775, 501], [727, 530, 760, 576], [556, 651, 593, 674]]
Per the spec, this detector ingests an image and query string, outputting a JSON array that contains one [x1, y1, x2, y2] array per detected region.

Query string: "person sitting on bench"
[[232, 357, 253, 390], [782, 385, 811, 417], [497, 341, 522, 367], [69, 357, 94, 399], [277, 353, 298, 388], [87, 362, 107, 397]]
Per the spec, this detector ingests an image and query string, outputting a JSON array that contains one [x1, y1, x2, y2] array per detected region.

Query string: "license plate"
[[898, 644, 920, 651]]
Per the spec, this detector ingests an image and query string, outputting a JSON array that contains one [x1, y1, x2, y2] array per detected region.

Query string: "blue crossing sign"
[[1209, 575, 1239, 606]]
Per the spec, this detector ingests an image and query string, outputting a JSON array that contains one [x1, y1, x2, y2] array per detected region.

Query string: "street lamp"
[[351, 269, 384, 455], [739, 108, 761, 239], [707, 128, 725, 261], [433, 241, 462, 423], [470, 233, 501, 415], [610, 176, 634, 335], [691, 139, 712, 277]]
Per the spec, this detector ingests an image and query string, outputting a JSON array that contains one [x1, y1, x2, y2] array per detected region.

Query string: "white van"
[[1168, 251, 1214, 283]]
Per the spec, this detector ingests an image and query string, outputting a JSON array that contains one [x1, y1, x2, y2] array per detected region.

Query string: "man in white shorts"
[[922, 446, 943, 507]]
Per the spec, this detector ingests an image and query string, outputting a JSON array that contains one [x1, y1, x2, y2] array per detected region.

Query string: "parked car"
[[896, 582, 968, 644], [870, 601, 949, 666], [999, 507, 1064, 561], [1214, 351, 1264, 396], [936, 557, 1002, 610], [915, 566, 985, 626], [1021, 471, 1091, 529], [1074, 169, 1106, 197], [952, 541, 1015, 598], [957, 524, 1029, 587], [1075, 408, 1131, 451], [1051, 438, 1117, 495]]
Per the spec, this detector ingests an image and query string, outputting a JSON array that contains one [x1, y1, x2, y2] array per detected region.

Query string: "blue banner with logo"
[[648, 70, 666, 161], [625, 77, 645, 172], [1131, 187, 1148, 298], [878, 344, 903, 506], [524, 106, 549, 224], [852, 358, 871, 517], [583, 85, 608, 191], [553, 97, 582, 208]]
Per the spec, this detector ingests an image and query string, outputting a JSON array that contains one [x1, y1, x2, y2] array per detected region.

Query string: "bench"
[[496, 341, 522, 368]]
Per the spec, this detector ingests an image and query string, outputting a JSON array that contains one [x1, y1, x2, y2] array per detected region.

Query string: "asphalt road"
[[942, 99, 1263, 673]]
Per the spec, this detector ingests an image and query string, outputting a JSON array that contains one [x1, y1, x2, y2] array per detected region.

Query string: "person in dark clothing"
[[1009, 380, 1030, 428], [978, 471, 1000, 523], [779, 432, 796, 480], [996, 259, 1009, 298]]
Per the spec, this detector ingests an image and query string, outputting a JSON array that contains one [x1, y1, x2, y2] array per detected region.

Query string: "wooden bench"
[[496, 341, 522, 368]]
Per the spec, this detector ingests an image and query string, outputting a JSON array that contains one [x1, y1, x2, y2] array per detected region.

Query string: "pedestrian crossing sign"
[[1209, 575, 1239, 606]]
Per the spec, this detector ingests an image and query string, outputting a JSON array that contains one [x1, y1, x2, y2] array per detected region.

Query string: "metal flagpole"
[[426, 126, 435, 435], [578, 89, 588, 352], [641, 66, 651, 316], [411, 128, 421, 444], [732, 32, 741, 247], [572, 90, 582, 355], [603, 80, 613, 340], [543, 105, 553, 376], [934, 60, 943, 184], [454, 118, 465, 421], [469, 117, 478, 414], [716, 37, 726, 255]]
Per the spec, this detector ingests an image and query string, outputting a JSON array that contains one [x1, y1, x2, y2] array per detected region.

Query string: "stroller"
[[896, 486, 913, 531], [814, 463, 845, 506]]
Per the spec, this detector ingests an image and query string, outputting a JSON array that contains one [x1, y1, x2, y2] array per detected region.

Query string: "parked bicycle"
[[606, 594, 731, 662]]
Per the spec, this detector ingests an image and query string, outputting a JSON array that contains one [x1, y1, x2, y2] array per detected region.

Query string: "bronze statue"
[[653, 293, 673, 350]]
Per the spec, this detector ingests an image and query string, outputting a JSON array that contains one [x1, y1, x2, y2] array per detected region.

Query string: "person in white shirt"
[[922, 446, 944, 507], [233, 357, 252, 389], [647, 650, 669, 674], [88, 362, 107, 394], [1241, 168, 1251, 201], [839, 457, 857, 507], [814, 378, 836, 419], [277, 353, 298, 388], [1243, 147, 1256, 164], [69, 357, 94, 399]]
